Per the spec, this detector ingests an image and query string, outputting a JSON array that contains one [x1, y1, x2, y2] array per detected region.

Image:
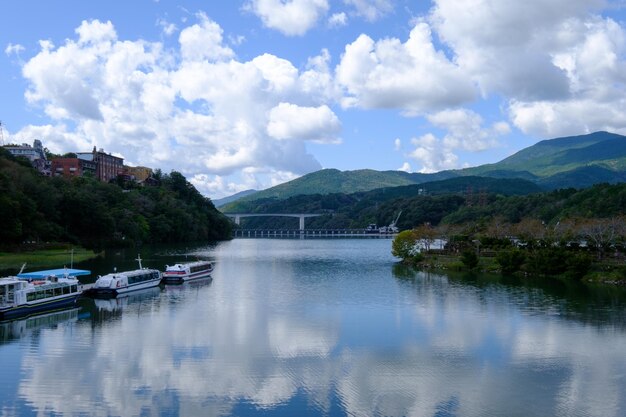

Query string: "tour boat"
[[0, 268, 89, 320], [162, 260, 214, 284], [87, 256, 162, 298]]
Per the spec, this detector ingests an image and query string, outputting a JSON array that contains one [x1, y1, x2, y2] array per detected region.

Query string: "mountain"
[[213, 189, 258, 208], [222, 168, 457, 208], [463, 131, 626, 177], [222, 131, 626, 208]]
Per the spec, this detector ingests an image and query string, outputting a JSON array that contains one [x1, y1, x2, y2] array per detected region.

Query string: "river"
[[1, 238, 626, 416]]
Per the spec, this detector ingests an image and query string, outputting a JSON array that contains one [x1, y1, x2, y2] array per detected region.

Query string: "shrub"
[[496, 248, 526, 275], [461, 250, 479, 270]]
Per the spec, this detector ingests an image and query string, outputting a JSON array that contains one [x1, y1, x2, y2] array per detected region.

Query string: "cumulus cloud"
[[328, 12, 348, 28], [267, 102, 341, 143], [244, 0, 329, 36], [344, 0, 393, 21], [408, 133, 458, 173], [429, 0, 626, 137], [17, 17, 337, 197], [398, 161, 411, 172], [427, 108, 510, 152], [5, 43, 25, 56], [336, 22, 476, 115], [408, 109, 510, 172], [179, 12, 234, 61], [156, 18, 177, 36]]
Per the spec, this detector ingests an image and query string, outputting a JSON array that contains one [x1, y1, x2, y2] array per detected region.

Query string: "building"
[[77, 147, 124, 182], [123, 165, 153, 182], [3, 139, 50, 176], [50, 157, 97, 178]]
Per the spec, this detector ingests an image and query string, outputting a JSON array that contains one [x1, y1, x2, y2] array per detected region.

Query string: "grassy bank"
[[0, 247, 100, 273], [403, 251, 626, 285]]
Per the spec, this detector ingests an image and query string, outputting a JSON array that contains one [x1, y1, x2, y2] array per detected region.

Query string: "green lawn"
[[0, 248, 99, 273]]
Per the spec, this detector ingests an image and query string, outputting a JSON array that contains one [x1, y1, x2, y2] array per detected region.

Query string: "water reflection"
[[4, 240, 626, 416], [0, 308, 80, 344]]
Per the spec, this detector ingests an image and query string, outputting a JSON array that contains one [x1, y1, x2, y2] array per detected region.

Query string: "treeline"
[[392, 214, 626, 282], [0, 148, 232, 250], [226, 177, 626, 231]]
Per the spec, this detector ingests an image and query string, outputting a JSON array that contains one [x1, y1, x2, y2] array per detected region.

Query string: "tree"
[[392, 230, 422, 262]]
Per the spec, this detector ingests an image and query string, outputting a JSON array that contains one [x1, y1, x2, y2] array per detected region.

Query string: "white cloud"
[[5, 43, 25, 56], [428, 0, 626, 138], [408, 133, 458, 173], [394, 138, 401, 150], [508, 16, 626, 137], [336, 22, 476, 115], [328, 12, 348, 28], [398, 161, 411, 172], [75, 19, 117, 45], [179, 12, 234, 61], [156, 18, 177, 36], [17, 17, 339, 198], [344, 0, 393, 21], [427, 108, 509, 152], [407, 109, 510, 172], [244, 0, 329, 36], [267, 102, 341, 143]]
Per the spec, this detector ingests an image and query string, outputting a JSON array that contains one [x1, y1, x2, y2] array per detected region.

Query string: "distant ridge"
[[213, 189, 258, 208], [222, 131, 626, 208]]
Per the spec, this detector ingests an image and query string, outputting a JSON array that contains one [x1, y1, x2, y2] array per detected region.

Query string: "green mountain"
[[222, 168, 457, 209], [463, 131, 626, 177], [213, 189, 258, 208], [221, 131, 626, 210], [226, 176, 542, 230]]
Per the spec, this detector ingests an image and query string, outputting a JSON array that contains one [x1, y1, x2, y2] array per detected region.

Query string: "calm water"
[[1, 239, 626, 417]]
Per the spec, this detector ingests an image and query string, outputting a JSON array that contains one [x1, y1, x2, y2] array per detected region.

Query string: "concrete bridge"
[[223, 213, 323, 231]]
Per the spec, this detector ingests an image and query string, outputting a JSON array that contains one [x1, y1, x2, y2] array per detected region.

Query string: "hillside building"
[[51, 157, 97, 178], [77, 147, 124, 182], [3, 139, 50, 176]]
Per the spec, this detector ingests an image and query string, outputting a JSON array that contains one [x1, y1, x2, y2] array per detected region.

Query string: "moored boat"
[[162, 260, 214, 284], [87, 256, 162, 298], [0, 268, 89, 320]]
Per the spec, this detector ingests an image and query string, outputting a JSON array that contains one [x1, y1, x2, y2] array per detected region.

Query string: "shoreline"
[[400, 252, 626, 286], [0, 247, 100, 274]]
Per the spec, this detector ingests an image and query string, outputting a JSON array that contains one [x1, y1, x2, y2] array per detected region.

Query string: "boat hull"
[[162, 268, 213, 284], [87, 278, 162, 298], [0, 294, 78, 321]]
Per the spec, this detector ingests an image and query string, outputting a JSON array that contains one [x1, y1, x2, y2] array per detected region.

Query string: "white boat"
[[162, 260, 214, 284], [88, 256, 161, 298], [0, 268, 89, 320]]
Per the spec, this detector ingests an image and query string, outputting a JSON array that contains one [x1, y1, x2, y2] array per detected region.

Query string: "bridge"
[[223, 213, 323, 231], [232, 228, 395, 238]]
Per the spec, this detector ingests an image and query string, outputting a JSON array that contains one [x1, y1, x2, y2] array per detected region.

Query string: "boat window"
[[63, 286, 70, 295], [27, 293, 36, 302], [71, 285, 77, 293], [54, 287, 62, 296], [36, 290, 46, 300]]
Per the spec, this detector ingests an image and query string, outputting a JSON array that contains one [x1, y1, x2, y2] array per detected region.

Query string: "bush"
[[461, 250, 479, 270], [496, 248, 526, 275]]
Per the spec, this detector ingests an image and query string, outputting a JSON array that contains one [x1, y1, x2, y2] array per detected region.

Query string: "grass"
[[0, 247, 100, 273]]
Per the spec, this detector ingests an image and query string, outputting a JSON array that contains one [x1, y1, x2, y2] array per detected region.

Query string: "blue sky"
[[2, 1, 626, 198]]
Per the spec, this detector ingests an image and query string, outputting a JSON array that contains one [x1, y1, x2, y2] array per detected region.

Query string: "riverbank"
[[0, 247, 100, 273], [405, 251, 626, 286]]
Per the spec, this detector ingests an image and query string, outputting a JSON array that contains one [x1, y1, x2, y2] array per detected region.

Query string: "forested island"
[[0, 148, 232, 251]]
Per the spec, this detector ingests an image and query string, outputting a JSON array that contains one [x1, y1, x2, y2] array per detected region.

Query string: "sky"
[[1, 0, 626, 199]]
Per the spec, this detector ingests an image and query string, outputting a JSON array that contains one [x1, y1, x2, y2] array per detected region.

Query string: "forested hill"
[[226, 176, 543, 230], [225, 168, 456, 205], [221, 131, 626, 208], [0, 148, 232, 249]]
